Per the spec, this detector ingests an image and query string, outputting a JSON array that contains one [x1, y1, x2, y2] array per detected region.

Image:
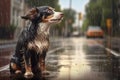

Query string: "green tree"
[[62, 9, 76, 24], [85, 0, 102, 26], [83, 0, 119, 35], [82, 19, 89, 31], [62, 9, 76, 34], [25, 0, 60, 11]]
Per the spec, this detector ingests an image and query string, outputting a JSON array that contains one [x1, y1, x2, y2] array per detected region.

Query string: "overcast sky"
[[59, 0, 89, 14]]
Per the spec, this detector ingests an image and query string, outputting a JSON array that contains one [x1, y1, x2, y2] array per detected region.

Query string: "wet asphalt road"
[[0, 37, 120, 80]]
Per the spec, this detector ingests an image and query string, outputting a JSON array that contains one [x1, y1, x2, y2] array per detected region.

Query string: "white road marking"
[[0, 64, 9, 72], [0, 47, 63, 72], [105, 48, 120, 57], [48, 47, 63, 54], [93, 40, 120, 57]]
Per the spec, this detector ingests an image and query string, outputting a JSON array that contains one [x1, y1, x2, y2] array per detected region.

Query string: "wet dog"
[[10, 6, 63, 78]]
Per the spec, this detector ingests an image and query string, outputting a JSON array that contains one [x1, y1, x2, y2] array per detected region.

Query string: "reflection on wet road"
[[46, 38, 110, 80], [0, 37, 120, 80]]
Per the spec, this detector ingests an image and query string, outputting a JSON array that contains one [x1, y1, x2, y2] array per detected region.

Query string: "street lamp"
[[69, 0, 72, 10], [65, 0, 72, 37]]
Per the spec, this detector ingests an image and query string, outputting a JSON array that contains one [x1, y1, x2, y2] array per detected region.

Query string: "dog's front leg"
[[24, 51, 33, 78], [39, 52, 47, 73], [39, 57, 45, 72], [39, 52, 50, 75]]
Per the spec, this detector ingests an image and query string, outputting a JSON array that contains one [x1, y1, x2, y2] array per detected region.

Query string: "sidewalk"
[[106, 36, 120, 53], [0, 40, 15, 68]]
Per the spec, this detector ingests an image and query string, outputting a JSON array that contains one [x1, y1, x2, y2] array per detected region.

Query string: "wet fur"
[[9, 6, 63, 78], [10, 22, 49, 73], [10, 6, 52, 75]]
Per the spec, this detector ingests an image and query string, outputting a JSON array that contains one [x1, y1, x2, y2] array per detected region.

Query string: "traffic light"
[[79, 12, 82, 20]]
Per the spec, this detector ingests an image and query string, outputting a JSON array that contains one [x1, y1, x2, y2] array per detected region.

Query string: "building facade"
[[11, 0, 25, 27], [0, 0, 29, 39], [0, 0, 25, 27], [0, 0, 11, 27]]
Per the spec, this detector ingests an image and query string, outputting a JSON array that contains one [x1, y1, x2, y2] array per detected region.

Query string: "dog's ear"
[[21, 8, 38, 20]]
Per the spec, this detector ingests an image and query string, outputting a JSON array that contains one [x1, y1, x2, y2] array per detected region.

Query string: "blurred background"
[[0, 0, 120, 80]]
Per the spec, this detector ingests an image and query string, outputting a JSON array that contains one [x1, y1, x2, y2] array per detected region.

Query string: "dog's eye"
[[47, 9, 53, 13]]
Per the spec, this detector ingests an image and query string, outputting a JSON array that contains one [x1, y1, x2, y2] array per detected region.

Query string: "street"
[[0, 0, 120, 80], [0, 37, 120, 80]]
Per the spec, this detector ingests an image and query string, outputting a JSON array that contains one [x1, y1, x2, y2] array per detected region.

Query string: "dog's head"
[[21, 6, 63, 24]]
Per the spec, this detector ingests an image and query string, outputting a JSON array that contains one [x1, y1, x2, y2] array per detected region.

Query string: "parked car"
[[71, 31, 79, 37], [86, 26, 104, 38]]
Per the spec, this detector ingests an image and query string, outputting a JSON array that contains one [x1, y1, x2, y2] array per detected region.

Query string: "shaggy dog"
[[10, 6, 63, 78]]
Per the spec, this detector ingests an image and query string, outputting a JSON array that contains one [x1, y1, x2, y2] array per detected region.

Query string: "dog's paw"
[[24, 72, 34, 78], [15, 70, 22, 74]]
